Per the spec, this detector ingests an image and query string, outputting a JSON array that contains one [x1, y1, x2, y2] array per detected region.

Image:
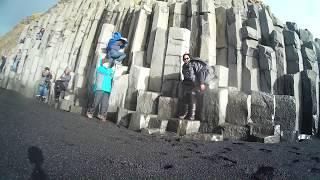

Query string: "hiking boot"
[[97, 114, 107, 122], [86, 112, 93, 119], [185, 103, 196, 121], [178, 104, 188, 119]]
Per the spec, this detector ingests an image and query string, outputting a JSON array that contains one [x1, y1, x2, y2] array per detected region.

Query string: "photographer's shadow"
[[28, 146, 48, 180]]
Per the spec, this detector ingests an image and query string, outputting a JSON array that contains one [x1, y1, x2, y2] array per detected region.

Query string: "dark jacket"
[[182, 58, 208, 85], [39, 70, 52, 87], [58, 73, 71, 90]]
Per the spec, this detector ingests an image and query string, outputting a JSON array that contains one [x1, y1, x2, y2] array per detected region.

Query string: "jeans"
[[88, 90, 110, 117], [38, 85, 49, 97], [108, 49, 126, 65], [11, 60, 20, 72]]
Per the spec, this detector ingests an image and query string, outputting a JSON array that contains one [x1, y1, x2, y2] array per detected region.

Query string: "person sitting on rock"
[[106, 32, 128, 67], [36, 67, 52, 102], [0, 55, 7, 73], [86, 56, 114, 122], [11, 49, 22, 72], [178, 53, 209, 120], [36, 28, 45, 40], [54, 67, 72, 101]]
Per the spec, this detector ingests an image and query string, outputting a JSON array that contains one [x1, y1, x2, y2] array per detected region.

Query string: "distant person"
[[54, 67, 72, 101], [36, 67, 52, 102], [11, 49, 22, 72], [106, 32, 128, 67], [86, 56, 114, 122], [0, 55, 7, 73], [36, 28, 45, 40], [178, 53, 209, 120]]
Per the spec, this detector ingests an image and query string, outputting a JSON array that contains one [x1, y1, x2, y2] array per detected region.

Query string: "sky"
[[0, 0, 58, 36], [265, 0, 320, 39], [0, 0, 319, 39]]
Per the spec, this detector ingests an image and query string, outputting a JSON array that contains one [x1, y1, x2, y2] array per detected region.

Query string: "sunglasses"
[[183, 57, 189, 61]]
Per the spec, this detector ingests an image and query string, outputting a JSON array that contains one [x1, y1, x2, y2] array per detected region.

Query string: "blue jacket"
[[106, 32, 128, 53], [94, 59, 114, 93]]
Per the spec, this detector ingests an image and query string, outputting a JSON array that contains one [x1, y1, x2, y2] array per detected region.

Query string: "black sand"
[[0, 88, 320, 179]]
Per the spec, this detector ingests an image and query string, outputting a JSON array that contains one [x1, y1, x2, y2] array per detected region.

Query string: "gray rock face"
[[148, 28, 168, 92], [242, 39, 258, 57], [158, 96, 178, 120], [286, 22, 299, 33], [260, 70, 276, 94], [108, 74, 129, 113], [258, 45, 276, 71], [227, 8, 242, 49], [221, 123, 249, 141], [250, 91, 274, 126], [225, 89, 248, 126], [259, 7, 274, 43], [301, 70, 318, 135], [136, 90, 160, 114], [128, 112, 151, 131], [247, 4, 259, 18], [269, 30, 284, 49], [117, 108, 134, 127], [125, 66, 150, 110], [283, 30, 301, 48], [274, 95, 296, 141], [216, 7, 227, 48], [166, 118, 200, 136], [285, 45, 303, 74], [299, 29, 314, 43], [275, 47, 287, 78], [301, 46, 317, 71], [241, 26, 258, 41]]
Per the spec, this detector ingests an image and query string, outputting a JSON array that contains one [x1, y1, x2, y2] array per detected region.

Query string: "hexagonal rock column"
[[108, 74, 129, 114], [187, 0, 200, 57], [148, 28, 168, 92], [241, 27, 259, 94], [136, 90, 160, 114], [259, 7, 274, 44], [227, 8, 242, 90], [220, 123, 249, 141], [225, 89, 249, 126], [94, 23, 114, 70], [250, 91, 275, 126], [166, 118, 200, 136], [129, 7, 152, 54], [125, 65, 150, 111], [301, 70, 319, 135], [216, 7, 228, 67], [199, 0, 216, 66], [169, 2, 187, 28], [146, 1, 169, 68], [283, 30, 303, 74], [274, 95, 296, 142], [162, 27, 190, 85], [301, 43, 318, 72], [258, 45, 277, 94], [128, 112, 151, 131], [158, 96, 179, 120], [200, 88, 228, 132], [117, 108, 134, 127]]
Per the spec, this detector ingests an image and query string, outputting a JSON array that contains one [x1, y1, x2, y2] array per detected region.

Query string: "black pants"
[[181, 82, 197, 105], [54, 81, 66, 99]]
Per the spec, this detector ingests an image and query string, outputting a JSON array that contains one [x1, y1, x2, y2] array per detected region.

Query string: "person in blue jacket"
[[86, 56, 114, 122], [106, 32, 128, 67]]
